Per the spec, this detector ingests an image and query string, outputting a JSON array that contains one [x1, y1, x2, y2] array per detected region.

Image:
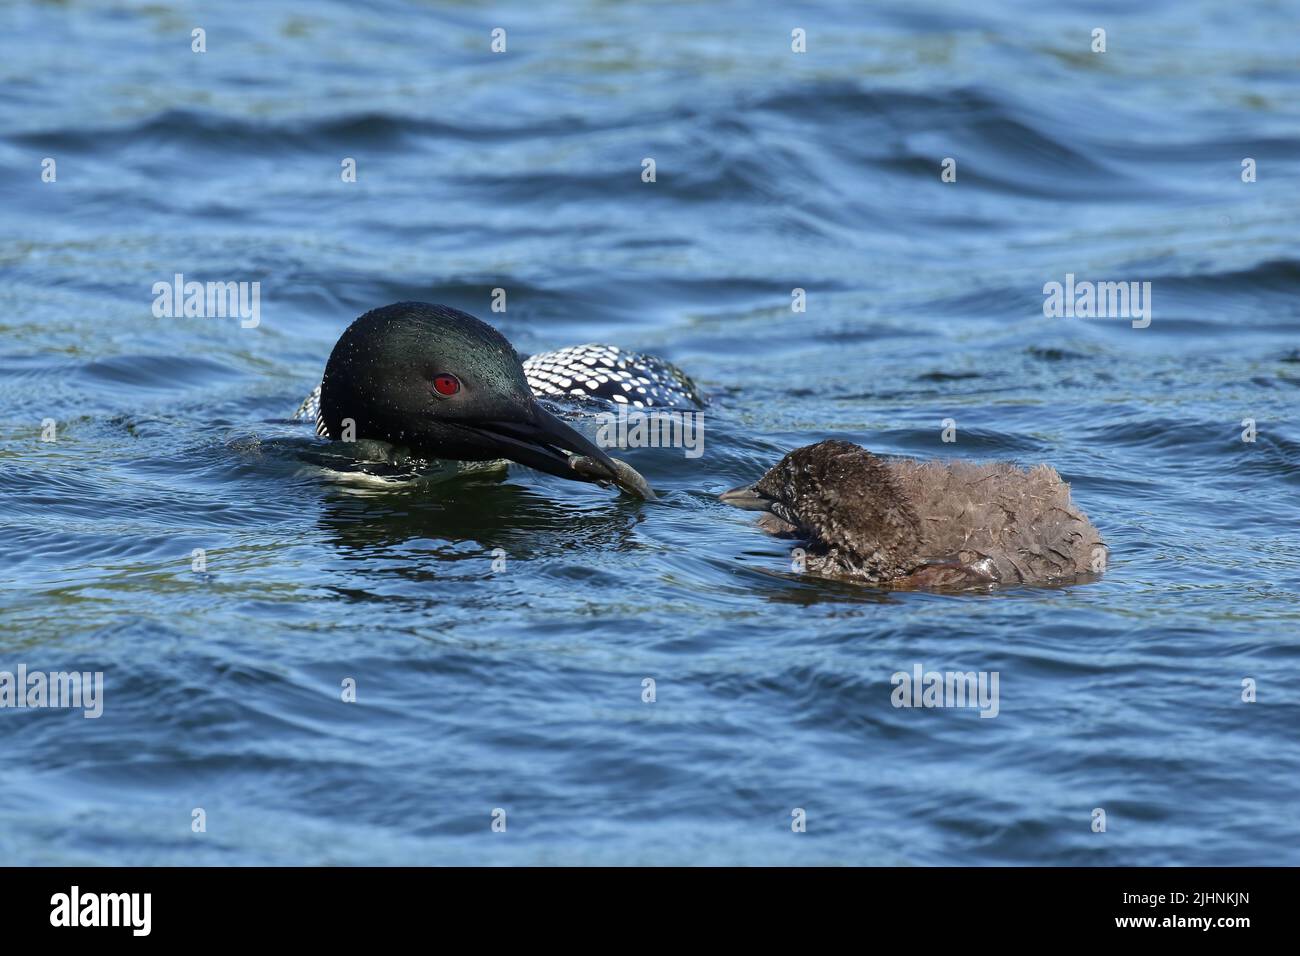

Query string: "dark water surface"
[[2, 0, 1298, 864]]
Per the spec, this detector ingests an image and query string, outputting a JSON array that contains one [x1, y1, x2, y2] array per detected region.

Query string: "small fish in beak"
[[569, 452, 657, 501]]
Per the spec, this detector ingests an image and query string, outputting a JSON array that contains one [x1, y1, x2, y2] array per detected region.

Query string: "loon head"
[[719, 440, 921, 577], [319, 302, 653, 498]]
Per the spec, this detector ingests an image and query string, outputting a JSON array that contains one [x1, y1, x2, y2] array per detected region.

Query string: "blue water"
[[2, 0, 1298, 865]]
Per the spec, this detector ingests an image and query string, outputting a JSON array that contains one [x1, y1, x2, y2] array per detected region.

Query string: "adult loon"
[[720, 440, 1105, 588], [294, 302, 702, 499]]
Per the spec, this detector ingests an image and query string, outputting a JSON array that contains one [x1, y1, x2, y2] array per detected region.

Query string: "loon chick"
[[297, 302, 691, 498], [720, 440, 1105, 588]]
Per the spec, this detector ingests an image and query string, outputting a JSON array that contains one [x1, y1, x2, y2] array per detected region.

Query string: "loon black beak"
[[463, 402, 656, 500]]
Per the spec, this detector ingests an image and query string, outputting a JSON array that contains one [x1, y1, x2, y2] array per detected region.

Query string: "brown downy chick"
[[721, 440, 1105, 588]]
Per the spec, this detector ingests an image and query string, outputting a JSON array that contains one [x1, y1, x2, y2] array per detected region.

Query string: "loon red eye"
[[432, 373, 461, 397]]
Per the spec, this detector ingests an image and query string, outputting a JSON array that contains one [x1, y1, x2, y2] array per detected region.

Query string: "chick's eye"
[[433, 373, 461, 397]]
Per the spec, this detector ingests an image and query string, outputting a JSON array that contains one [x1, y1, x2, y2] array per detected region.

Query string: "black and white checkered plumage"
[[520, 344, 702, 409], [293, 383, 329, 436], [295, 342, 702, 432]]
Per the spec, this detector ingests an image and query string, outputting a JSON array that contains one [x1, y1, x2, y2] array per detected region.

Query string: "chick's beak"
[[718, 483, 774, 512]]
